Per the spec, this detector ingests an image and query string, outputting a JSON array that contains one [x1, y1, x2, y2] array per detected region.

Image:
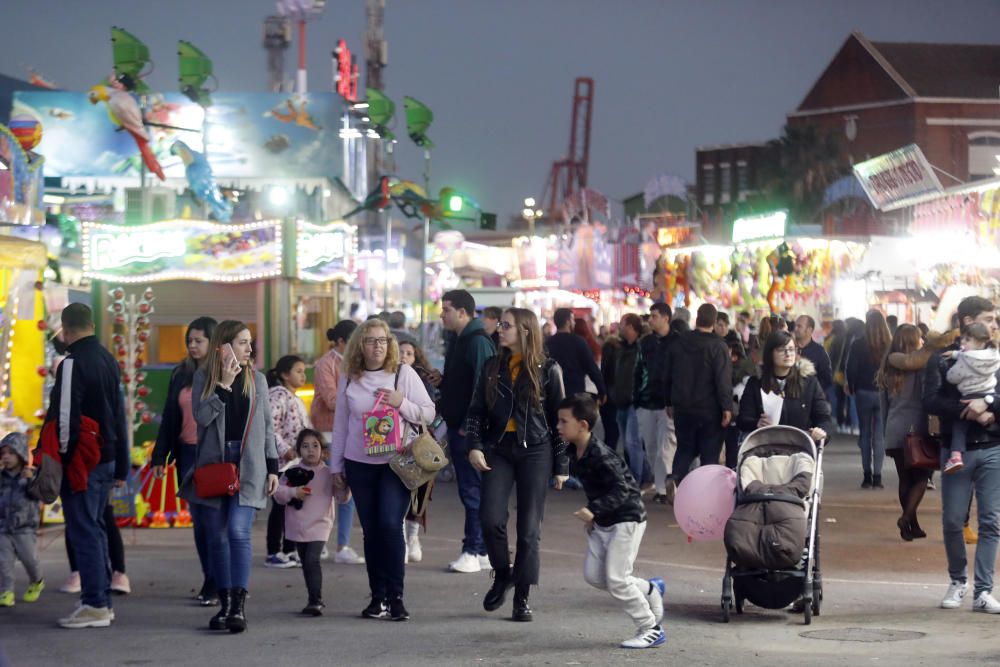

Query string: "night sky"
[[3, 0, 999, 223]]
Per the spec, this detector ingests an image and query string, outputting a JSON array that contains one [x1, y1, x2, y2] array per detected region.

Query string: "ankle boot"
[[209, 588, 231, 630], [483, 567, 513, 612], [861, 473, 873, 489], [512, 584, 532, 622], [872, 475, 884, 489], [226, 587, 248, 633]]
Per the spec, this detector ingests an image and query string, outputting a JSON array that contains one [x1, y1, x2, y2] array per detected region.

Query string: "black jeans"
[[671, 412, 724, 483], [480, 433, 552, 587], [296, 541, 325, 604], [266, 501, 295, 556], [344, 460, 411, 599], [724, 425, 740, 469], [66, 501, 126, 574]]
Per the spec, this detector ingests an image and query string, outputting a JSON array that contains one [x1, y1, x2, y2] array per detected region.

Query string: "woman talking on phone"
[[180, 320, 278, 634]]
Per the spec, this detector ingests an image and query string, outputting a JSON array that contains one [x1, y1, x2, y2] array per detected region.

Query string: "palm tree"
[[761, 124, 847, 223]]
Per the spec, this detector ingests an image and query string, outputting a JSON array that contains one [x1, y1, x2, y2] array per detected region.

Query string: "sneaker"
[[478, 555, 491, 569], [302, 601, 325, 616], [361, 597, 389, 619], [23, 580, 45, 603], [927, 477, 936, 490], [59, 572, 81, 594], [389, 596, 410, 621], [320, 547, 330, 561], [651, 493, 667, 505], [284, 550, 302, 565], [620, 625, 665, 649], [334, 546, 365, 565], [58, 604, 113, 629], [110, 572, 131, 595], [646, 578, 665, 625], [941, 580, 968, 609], [448, 552, 482, 573], [264, 553, 297, 569], [944, 455, 964, 474], [973, 592, 1000, 614], [0, 591, 13, 607]]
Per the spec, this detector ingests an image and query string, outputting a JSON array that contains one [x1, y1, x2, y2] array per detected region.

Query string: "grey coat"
[[881, 371, 926, 451], [179, 368, 278, 510]]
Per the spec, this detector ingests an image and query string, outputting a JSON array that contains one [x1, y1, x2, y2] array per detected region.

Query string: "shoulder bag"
[[195, 385, 256, 498], [903, 428, 940, 470]]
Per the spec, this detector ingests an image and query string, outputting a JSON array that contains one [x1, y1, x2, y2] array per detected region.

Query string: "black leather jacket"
[[923, 344, 1000, 447], [464, 356, 569, 476], [569, 434, 646, 527]]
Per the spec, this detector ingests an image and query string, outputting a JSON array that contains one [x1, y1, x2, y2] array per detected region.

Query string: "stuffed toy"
[[283, 466, 315, 510]]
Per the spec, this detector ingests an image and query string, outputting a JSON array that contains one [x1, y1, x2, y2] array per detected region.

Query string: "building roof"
[[869, 38, 1000, 99]]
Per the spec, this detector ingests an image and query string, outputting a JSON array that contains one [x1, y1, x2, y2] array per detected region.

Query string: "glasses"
[[363, 337, 389, 347], [778, 347, 797, 356], [498, 321, 516, 331]]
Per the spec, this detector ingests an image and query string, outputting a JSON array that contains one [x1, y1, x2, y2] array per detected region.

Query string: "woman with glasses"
[[466, 308, 569, 622], [329, 318, 435, 621], [737, 331, 833, 443]]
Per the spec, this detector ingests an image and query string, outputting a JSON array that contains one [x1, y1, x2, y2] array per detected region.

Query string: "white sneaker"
[[264, 553, 296, 569], [973, 591, 1000, 614], [320, 547, 330, 561], [334, 546, 365, 564], [58, 604, 113, 629], [405, 520, 422, 563], [646, 577, 665, 625], [478, 555, 491, 569], [59, 572, 81, 594], [620, 625, 665, 649], [283, 551, 303, 567], [941, 580, 968, 609], [448, 552, 482, 573]]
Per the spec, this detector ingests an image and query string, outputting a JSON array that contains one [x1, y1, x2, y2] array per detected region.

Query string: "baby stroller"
[[720, 425, 824, 625]]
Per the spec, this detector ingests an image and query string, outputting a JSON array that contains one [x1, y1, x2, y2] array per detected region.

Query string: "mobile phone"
[[221, 343, 237, 366]]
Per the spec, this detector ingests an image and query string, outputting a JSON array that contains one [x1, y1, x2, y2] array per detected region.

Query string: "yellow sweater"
[[506, 354, 522, 432]]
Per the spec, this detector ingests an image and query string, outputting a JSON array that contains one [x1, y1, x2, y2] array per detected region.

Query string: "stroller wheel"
[[722, 597, 731, 623], [812, 595, 821, 617], [803, 598, 813, 625], [735, 596, 744, 615]]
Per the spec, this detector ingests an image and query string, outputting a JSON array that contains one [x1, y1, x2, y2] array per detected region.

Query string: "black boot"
[[389, 596, 410, 621], [483, 568, 513, 612], [861, 473, 873, 489], [197, 578, 219, 606], [226, 588, 248, 633], [872, 475, 884, 489], [512, 585, 532, 622], [209, 589, 231, 630]]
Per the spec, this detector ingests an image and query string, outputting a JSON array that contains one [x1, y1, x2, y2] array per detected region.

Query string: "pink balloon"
[[673, 465, 737, 542]]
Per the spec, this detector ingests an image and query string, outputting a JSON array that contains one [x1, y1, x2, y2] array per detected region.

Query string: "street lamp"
[[522, 198, 542, 237]]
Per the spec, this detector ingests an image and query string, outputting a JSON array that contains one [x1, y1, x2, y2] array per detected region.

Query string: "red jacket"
[[40, 416, 102, 493]]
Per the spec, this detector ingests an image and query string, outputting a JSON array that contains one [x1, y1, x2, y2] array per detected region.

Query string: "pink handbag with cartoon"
[[363, 392, 402, 456]]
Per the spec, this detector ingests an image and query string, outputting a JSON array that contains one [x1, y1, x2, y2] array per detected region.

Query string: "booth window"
[[702, 164, 716, 205], [968, 132, 1000, 181]]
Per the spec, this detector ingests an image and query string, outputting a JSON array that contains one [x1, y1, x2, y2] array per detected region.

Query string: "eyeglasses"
[[778, 347, 797, 356], [363, 337, 389, 347], [497, 321, 516, 331]]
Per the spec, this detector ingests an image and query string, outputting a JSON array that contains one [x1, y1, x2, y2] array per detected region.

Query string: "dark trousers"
[[61, 461, 115, 608], [345, 460, 411, 599], [65, 500, 126, 574], [479, 434, 552, 587], [177, 444, 213, 593], [296, 541, 325, 604], [601, 403, 620, 451], [671, 412, 724, 483], [724, 425, 740, 469], [266, 500, 295, 556]]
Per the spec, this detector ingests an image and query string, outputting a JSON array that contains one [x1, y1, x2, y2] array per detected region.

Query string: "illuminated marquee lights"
[[82, 219, 283, 284], [732, 211, 787, 244], [296, 220, 358, 282]]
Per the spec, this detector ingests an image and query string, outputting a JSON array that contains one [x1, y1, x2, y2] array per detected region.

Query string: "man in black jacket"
[[664, 303, 733, 487], [604, 314, 643, 476], [558, 394, 665, 650], [633, 303, 678, 503], [546, 308, 606, 400], [47, 304, 128, 628], [924, 296, 1000, 614], [794, 315, 833, 397]]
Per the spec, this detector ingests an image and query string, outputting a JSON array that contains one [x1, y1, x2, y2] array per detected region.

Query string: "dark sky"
[[3, 0, 1000, 223]]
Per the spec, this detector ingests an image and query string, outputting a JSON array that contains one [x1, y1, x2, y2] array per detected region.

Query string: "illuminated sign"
[[334, 39, 359, 103], [82, 220, 283, 283], [657, 226, 694, 247], [853, 144, 943, 211], [732, 211, 787, 243], [297, 220, 357, 282]]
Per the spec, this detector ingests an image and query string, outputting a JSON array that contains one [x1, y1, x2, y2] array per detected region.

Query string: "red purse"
[[194, 384, 255, 498]]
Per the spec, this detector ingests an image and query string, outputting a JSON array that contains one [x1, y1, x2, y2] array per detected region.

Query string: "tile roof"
[[869, 39, 1000, 99]]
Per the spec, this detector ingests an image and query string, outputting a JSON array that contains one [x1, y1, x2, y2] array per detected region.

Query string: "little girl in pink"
[[273, 429, 345, 615]]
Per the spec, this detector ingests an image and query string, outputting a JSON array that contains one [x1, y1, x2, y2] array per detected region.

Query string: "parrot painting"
[[344, 176, 392, 218], [170, 140, 232, 222], [88, 83, 165, 181]]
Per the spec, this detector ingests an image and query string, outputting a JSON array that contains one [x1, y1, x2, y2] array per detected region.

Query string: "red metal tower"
[[544, 77, 594, 221]]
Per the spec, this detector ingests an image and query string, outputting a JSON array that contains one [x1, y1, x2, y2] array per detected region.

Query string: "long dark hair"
[[266, 355, 304, 388], [877, 324, 922, 396], [864, 310, 892, 364], [173, 316, 218, 388], [486, 308, 544, 410], [761, 331, 804, 399]]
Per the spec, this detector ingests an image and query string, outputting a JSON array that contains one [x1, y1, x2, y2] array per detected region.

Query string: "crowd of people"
[[4, 291, 1000, 647]]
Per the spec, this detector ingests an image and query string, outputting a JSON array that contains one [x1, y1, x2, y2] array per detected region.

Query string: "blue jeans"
[[345, 460, 411, 599], [940, 445, 1000, 596], [177, 444, 213, 591], [336, 497, 355, 548], [618, 406, 649, 484], [201, 441, 256, 590], [855, 389, 884, 478], [61, 460, 115, 608], [448, 430, 486, 556]]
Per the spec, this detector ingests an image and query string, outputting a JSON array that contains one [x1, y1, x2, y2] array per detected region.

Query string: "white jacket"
[[946, 348, 1000, 396]]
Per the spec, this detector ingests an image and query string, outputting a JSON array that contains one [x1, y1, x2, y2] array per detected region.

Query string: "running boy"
[[944, 322, 1000, 473], [557, 394, 665, 649], [0, 432, 44, 607]]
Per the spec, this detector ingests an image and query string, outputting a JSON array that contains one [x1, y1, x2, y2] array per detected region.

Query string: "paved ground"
[[2, 435, 1000, 666]]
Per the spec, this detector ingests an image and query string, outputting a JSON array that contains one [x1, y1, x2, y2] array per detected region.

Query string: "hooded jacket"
[[439, 319, 496, 429], [602, 336, 640, 408], [663, 329, 734, 419], [633, 329, 679, 410], [946, 348, 1000, 396], [569, 434, 646, 527], [736, 358, 834, 436], [0, 433, 39, 534]]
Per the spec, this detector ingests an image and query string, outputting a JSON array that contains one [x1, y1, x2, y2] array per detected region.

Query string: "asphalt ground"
[[2, 434, 1000, 666]]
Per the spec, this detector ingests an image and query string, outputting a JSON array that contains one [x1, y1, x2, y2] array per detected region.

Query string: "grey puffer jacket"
[[0, 433, 39, 534]]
